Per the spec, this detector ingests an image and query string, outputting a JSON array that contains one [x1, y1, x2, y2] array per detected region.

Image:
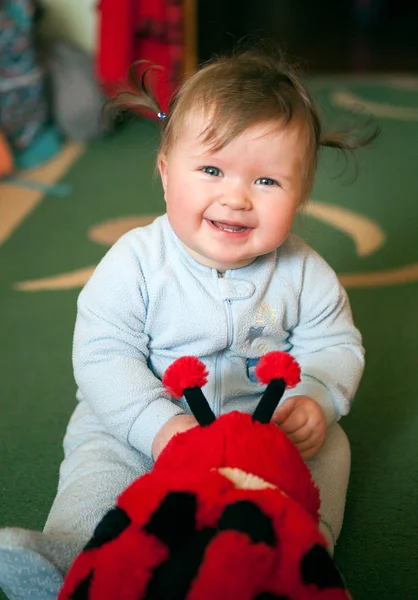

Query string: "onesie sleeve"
[[73, 233, 185, 458], [280, 246, 365, 426]]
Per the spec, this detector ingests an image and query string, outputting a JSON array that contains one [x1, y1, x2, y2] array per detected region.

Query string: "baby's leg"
[[0, 400, 152, 600], [306, 422, 351, 555], [43, 398, 153, 571]]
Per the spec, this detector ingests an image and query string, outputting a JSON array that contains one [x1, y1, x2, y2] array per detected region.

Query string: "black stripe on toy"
[[300, 544, 346, 589], [218, 500, 277, 546], [252, 378, 286, 424], [183, 386, 216, 426], [144, 527, 215, 600], [143, 491, 215, 599], [83, 506, 131, 551], [144, 491, 198, 551], [69, 570, 94, 600]]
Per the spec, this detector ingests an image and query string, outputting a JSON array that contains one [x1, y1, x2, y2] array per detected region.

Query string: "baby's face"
[[158, 111, 306, 272]]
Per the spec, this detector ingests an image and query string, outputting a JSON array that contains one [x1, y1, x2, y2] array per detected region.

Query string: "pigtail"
[[102, 61, 165, 128], [319, 116, 380, 182], [320, 118, 380, 152]]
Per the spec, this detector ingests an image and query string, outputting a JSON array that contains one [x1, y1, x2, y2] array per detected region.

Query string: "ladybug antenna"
[[163, 357, 216, 426], [252, 352, 301, 423]]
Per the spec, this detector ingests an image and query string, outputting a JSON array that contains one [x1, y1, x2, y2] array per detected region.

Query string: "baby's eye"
[[256, 177, 279, 186], [201, 166, 221, 177]]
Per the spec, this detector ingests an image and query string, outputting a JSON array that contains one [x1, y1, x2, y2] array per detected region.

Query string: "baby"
[[0, 46, 374, 599]]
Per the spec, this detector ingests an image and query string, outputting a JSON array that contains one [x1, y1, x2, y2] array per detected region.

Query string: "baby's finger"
[[299, 444, 321, 460], [277, 410, 308, 434], [295, 437, 319, 453], [271, 399, 296, 426], [296, 433, 326, 459], [285, 422, 313, 444]]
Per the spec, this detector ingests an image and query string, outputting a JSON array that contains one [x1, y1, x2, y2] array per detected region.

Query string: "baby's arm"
[[277, 245, 364, 443], [73, 233, 192, 459], [151, 414, 198, 459]]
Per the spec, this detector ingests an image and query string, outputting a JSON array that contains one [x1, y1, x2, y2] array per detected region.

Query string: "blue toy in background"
[[0, 0, 61, 170]]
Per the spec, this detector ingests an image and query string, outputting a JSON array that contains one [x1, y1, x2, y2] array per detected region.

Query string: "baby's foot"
[[0, 528, 64, 600]]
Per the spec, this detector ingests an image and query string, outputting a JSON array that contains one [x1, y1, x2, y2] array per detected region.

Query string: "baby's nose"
[[221, 184, 252, 210]]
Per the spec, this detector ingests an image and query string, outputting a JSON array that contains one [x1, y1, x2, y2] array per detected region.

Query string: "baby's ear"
[[157, 155, 168, 197]]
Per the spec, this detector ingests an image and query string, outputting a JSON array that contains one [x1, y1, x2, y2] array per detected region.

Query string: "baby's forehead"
[[178, 110, 212, 145], [173, 108, 308, 155]]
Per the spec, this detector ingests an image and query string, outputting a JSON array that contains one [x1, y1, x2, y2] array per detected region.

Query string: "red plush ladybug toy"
[[59, 352, 351, 600]]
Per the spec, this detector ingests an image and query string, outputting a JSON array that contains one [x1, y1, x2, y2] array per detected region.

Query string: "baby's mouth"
[[211, 220, 248, 233]]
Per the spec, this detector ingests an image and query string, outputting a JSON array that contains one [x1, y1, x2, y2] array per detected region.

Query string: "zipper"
[[215, 299, 234, 416], [214, 353, 221, 417], [225, 299, 233, 348]]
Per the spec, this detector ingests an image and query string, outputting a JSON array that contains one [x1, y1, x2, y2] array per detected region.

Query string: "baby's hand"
[[152, 414, 198, 460], [271, 395, 326, 460]]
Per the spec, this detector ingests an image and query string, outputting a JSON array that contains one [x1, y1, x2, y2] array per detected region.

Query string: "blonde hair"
[[110, 45, 378, 199]]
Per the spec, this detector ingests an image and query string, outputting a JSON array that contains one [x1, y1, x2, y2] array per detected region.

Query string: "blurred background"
[[32, 0, 418, 69], [198, 0, 418, 71]]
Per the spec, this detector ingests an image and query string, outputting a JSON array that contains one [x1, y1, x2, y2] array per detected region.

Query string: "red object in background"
[[97, 0, 184, 113]]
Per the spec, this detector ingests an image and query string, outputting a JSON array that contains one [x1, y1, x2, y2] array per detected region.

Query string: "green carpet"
[[1, 77, 418, 598]]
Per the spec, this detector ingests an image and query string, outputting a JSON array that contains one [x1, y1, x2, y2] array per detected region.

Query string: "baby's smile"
[[207, 219, 252, 234]]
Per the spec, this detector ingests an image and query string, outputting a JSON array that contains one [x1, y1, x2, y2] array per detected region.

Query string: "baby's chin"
[[181, 242, 256, 272]]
